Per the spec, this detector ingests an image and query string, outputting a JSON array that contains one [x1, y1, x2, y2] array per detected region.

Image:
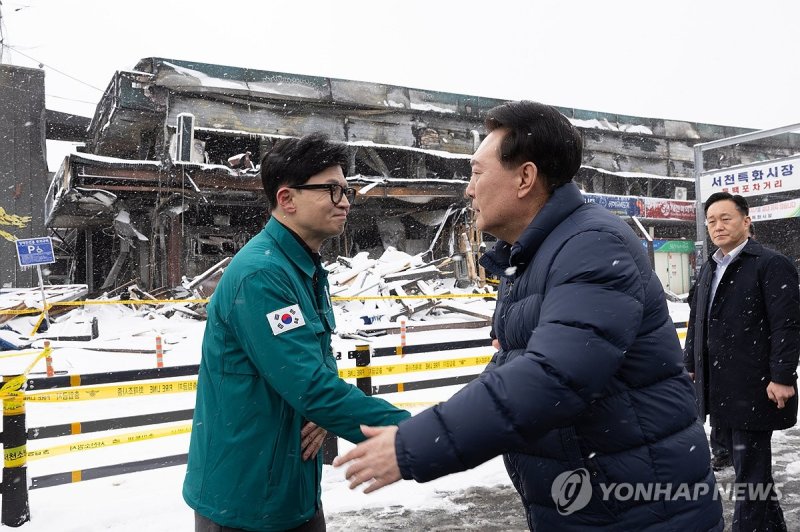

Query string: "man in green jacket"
[[183, 132, 410, 531]]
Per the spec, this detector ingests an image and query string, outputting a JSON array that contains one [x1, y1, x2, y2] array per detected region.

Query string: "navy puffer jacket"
[[395, 182, 722, 531]]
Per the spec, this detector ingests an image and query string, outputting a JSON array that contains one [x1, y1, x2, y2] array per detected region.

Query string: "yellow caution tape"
[[19, 357, 486, 402], [4, 444, 27, 467], [0, 351, 489, 405], [0, 298, 211, 316], [338, 355, 492, 379], [0, 308, 42, 316], [332, 293, 496, 301], [0, 350, 43, 359], [0, 293, 498, 315], [391, 401, 442, 409], [26, 423, 192, 462], [0, 346, 51, 401], [29, 312, 47, 337], [52, 299, 210, 307], [24, 379, 197, 403], [3, 397, 24, 416]]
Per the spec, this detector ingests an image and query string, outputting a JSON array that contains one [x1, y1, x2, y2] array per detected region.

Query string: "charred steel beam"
[[69, 184, 259, 201], [356, 185, 466, 199], [45, 109, 91, 142], [75, 165, 161, 179], [168, 216, 183, 286], [75, 170, 262, 191]]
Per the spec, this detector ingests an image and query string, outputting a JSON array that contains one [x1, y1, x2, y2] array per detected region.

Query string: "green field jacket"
[[183, 218, 410, 531]]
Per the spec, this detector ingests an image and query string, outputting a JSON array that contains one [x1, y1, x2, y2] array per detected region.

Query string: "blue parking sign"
[[16, 237, 56, 267]]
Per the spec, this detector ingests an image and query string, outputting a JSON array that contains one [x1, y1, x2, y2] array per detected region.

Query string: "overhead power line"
[[0, 79, 99, 110], [0, 42, 103, 92], [46, 93, 98, 106]]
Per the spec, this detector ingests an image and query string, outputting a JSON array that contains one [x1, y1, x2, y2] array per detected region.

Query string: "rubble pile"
[[0, 284, 92, 348], [0, 284, 88, 325], [0, 248, 495, 351], [325, 247, 495, 337]]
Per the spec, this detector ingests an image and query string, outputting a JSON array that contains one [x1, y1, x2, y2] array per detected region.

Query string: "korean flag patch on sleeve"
[[267, 304, 306, 335]]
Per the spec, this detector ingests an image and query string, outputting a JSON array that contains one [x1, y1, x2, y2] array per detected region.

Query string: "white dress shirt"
[[708, 238, 749, 313]]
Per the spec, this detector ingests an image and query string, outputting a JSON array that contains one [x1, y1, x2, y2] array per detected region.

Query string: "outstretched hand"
[[332, 425, 401, 493]]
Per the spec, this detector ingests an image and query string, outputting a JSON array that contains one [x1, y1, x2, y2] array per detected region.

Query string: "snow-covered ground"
[[5, 298, 797, 531], [1, 298, 513, 531]]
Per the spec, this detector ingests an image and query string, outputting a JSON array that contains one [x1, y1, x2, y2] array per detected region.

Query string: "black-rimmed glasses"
[[289, 183, 356, 205]]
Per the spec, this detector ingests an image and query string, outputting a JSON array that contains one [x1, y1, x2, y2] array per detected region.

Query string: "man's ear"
[[276, 187, 296, 213], [517, 162, 539, 199]]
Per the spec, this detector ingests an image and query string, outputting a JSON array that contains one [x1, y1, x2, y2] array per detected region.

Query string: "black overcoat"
[[684, 238, 800, 430]]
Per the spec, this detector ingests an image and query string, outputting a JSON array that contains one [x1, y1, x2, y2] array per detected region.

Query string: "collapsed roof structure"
[[39, 58, 800, 294]]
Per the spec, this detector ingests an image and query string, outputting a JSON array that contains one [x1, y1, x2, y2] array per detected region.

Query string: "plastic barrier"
[[0, 318, 688, 526]]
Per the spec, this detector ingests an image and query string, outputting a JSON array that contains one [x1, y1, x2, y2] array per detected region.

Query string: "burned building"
[[1, 65, 47, 288], [0, 63, 92, 289], [44, 59, 488, 292], [40, 57, 800, 294]]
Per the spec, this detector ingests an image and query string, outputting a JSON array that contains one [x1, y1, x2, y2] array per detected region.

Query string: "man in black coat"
[[685, 191, 799, 532], [335, 100, 723, 531]]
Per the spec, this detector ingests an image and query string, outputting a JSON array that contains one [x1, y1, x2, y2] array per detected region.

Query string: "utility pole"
[[0, 2, 5, 64]]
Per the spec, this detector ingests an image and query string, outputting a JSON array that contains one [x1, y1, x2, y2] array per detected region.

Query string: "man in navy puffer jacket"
[[335, 100, 723, 531]]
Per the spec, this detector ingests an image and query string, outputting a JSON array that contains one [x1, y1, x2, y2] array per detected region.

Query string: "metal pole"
[[694, 145, 707, 274], [353, 345, 372, 396], [84, 229, 94, 292], [693, 122, 800, 152], [36, 265, 49, 332], [325, 344, 373, 465], [321, 432, 338, 466], [1, 376, 30, 527], [631, 216, 655, 270]]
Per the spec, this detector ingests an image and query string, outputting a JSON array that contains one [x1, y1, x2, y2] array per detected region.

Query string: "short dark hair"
[[704, 191, 749, 216], [484, 100, 583, 191], [260, 132, 349, 212]]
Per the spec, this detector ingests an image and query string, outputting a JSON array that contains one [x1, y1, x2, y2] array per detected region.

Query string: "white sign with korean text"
[[15, 237, 56, 267], [698, 156, 799, 202], [750, 198, 800, 221]]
